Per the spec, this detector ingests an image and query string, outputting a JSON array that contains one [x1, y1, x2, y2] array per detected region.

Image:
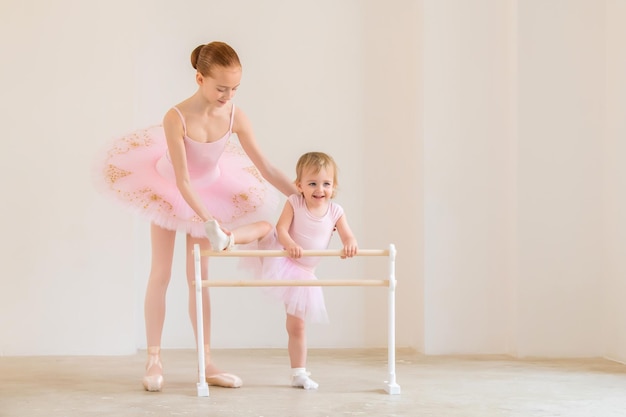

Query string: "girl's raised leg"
[[231, 221, 273, 245]]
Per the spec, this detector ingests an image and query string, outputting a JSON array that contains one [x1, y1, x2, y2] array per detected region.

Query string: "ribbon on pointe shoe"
[[142, 348, 164, 392]]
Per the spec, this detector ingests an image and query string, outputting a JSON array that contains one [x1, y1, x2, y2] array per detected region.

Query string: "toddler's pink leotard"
[[94, 105, 278, 237], [259, 194, 344, 322]]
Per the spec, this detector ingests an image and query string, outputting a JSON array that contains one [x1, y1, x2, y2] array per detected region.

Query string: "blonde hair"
[[295, 152, 339, 198], [190, 41, 241, 77]]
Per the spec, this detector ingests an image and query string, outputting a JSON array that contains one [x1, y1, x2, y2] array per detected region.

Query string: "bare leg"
[[142, 224, 177, 391], [286, 313, 307, 368], [230, 221, 272, 245], [185, 234, 242, 388], [286, 313, 318, 389], [206, 220, 271, 251], [185, 234, 211, 347]]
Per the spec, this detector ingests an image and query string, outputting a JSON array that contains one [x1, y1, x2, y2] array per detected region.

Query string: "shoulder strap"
[[229, 104, 236, 132], [172, 106, 187, 136]]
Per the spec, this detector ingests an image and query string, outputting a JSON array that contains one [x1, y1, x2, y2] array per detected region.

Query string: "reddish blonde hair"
[[190, 41, 241, 77]]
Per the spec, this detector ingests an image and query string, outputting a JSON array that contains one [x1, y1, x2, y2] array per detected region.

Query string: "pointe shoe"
[[204, 220, 235, 251], [142, 348, 163, 392], [206, 372, 243, 388]]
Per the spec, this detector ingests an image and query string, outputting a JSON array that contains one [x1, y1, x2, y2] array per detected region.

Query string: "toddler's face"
[[297, 166, 335, 208]]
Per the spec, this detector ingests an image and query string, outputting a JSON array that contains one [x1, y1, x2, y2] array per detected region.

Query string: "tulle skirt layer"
[[94, 125, 280, 238], [248, 232, 327, 323]]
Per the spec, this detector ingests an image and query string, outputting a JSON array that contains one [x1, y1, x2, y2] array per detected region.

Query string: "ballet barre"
[[193, 244, 400, 397]]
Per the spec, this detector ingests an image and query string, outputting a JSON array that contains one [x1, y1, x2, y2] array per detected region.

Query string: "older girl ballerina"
[[256, 151, 358, 390], [95, 41, 297, 391]]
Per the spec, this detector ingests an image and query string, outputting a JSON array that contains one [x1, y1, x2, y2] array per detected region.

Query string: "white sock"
[[204, 220, 233, 251], [291, 368, 319, 390]]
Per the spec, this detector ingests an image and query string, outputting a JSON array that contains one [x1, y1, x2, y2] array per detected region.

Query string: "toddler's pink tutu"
[[94, 124, 279, 238], [253, 232, 328, 323]]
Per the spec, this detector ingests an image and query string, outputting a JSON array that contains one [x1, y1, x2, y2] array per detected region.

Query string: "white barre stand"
[[193, 243, 400, 397]]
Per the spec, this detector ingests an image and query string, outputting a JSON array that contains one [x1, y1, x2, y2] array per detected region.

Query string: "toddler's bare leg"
[[286, 313, 318, 390]]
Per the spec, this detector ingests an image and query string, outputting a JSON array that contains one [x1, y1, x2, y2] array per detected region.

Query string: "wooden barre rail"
[[201, 279, 389, 287], [199, 249, 389, 257], [192, 243, 400, 397]]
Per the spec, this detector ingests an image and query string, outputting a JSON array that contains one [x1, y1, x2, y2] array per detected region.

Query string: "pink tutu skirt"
[[252, 232, 328, 323], [94, 125, 280, 238]]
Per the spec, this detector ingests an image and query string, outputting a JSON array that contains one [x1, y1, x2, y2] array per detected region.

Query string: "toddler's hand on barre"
[[285, 244, 303, 259], [341, 241, 358, 259]]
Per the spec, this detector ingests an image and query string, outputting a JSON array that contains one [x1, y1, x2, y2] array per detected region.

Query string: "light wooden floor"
[[2, 348, 626, 417]]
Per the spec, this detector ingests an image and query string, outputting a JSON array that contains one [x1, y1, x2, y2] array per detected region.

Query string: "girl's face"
[[297, 166, 335, 210], [197, 65, 241, 107]]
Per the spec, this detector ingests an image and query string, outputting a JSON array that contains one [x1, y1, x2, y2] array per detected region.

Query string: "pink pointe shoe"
[[142, 347, 164, 392], [206, 372, 243, 388]]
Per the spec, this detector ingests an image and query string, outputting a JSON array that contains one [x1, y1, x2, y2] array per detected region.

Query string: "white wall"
[[1, 0, 624, 360], [515, 0, 606, 357], [422, 0, 513, 354], [361, 1, 424, 351], [0, 1, 139, 355], [604, 0, 626, 364], [420, 0, 621, 358]]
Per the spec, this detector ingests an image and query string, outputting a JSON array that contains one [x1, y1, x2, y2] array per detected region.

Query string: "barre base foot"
[[197, 382, 209, 397], [384, 381, 401, 395]]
